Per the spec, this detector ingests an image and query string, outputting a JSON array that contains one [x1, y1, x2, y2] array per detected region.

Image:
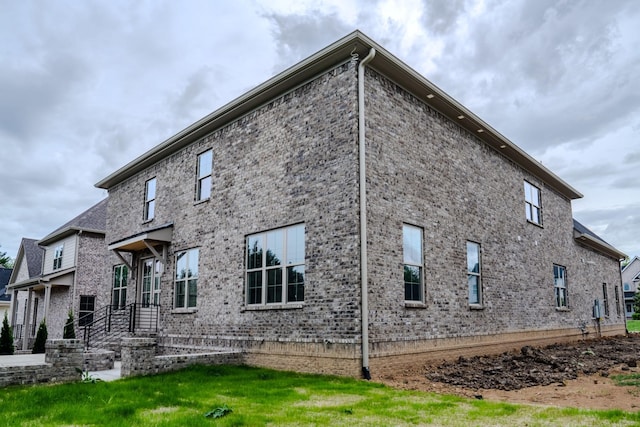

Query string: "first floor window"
[[112, 264, 128, 309], [53, 244, 64, 270], [614, 286, 621, 316], [553, 264, 567, 308], [467, 241, 482, 305], [79, 295, 96, 326], [524, 181, 542, 225], [602, 283, 610, 317], [175, 248, 198, 308], [246, 224, 305, 305], [403, 224, 423, 302]]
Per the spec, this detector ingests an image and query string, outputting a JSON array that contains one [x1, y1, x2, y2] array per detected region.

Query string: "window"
[[403, 224, 423, 302], [246, 224, 305, 305], [79, 295, 95, 326], [175, 249, 198, 309], [142, 258, 162, 307], [524, 181, 542, 225], [624, 283, 630, 291], [112, 265, 128, 309], [196, 149, 213, 201], [602, 283, 610, 317], [553, 264, 568, 308], [53, 244, 64, 270], [467, 241, 482, 305], [614, 285, 621, 316], [144, 177, 157, 221]]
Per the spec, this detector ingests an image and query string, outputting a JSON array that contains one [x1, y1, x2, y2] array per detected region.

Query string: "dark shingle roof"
[[39, 198, 108, 245], [0, 267, 12, 301], [573, 218, 626, 260], [573, 219, 611, 246], [22, 238, 44, 278]]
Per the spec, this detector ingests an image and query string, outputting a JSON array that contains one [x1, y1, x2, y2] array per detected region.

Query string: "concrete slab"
[[0, 353, 46, 367], [89, 361, 121, 382]]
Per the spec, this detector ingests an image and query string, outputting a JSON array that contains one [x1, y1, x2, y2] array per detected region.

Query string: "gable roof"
[[7, 237, 44, 288], [95, 30, 582, 201], [573, 219, 626, 260], [0, 267, 12, 302], [38, 198, 108, 246]]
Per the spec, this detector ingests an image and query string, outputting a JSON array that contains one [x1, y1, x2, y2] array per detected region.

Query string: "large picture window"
[[553, 264, 568, 308], [403, 224, 423, 302], [144, 177, 157, 221], [112, 264, 128, 309], [524, 181, 542, 225], [467, 241, 482, 305], [196, 149, 213, 201], [175, 249, 198, 309], [246, 224, 305, 306]]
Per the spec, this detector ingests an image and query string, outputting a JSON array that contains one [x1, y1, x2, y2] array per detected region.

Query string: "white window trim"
[[174, 248, 199, 310], [554, 264, 568, 309], [196, 149, 213, 202], [144, 177, 156, 222], [403, 224, 425, 305], [524, 181, 542, 226], [246, 224, 305, 307], [53, 244, 64, 270], [467, 241, 482, 308]]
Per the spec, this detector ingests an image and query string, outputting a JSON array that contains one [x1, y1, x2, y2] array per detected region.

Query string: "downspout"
[[358, 47, 375, 380]]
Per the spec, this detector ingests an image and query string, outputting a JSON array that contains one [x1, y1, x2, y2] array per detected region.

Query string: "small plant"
[[75, 367, 101, 384], [204, 404, 232, 419], [32, 319, 48, 354], [0, 312, 14, 355], [63, 310, 76, 339]]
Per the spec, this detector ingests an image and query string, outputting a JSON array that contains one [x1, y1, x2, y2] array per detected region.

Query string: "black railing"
[[80, 303, 159, 350]]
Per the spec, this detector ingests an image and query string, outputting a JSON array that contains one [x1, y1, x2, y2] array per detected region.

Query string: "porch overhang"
[[108, 223, 174, 252], [108, 223, 174, 270]]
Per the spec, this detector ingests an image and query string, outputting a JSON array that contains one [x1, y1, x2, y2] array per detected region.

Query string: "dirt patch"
[[378, 334, 640, 411]]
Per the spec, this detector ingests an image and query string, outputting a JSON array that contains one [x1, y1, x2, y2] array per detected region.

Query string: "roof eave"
[[574, 231, 627, 261], [38, 227, 106, 247], [95, 30, 583, 200]]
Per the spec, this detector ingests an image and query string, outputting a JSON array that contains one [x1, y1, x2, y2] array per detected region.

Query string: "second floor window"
[[53, 244, 64, 270], [524, 181, 542, 225], [144, 177, 156, 221], [196, 149, 213, 201]]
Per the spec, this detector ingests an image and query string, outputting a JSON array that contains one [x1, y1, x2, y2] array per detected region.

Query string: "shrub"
[[0, 312, 14, 355], [63, 310, 76, 339], [633, 312, 640, 320], [32, 319, 48, 354]]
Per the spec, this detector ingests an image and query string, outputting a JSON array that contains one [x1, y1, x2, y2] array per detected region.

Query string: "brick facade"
[[99, 32, 625, 378]]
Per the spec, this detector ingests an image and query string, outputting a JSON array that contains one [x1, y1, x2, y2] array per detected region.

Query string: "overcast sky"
[[1, 0, 638, 261]]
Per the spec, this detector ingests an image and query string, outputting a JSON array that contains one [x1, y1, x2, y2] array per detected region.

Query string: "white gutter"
[[358, 48, 375, 380]]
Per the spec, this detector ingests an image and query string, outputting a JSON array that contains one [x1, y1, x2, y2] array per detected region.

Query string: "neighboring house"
[[7, 199, 108, 350], [622, 256, 640, 318], [0, 267, 12, 320], [95, 31, 626, 378]]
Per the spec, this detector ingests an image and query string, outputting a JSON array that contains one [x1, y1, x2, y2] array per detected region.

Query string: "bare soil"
[[378, 334, 640, 412]]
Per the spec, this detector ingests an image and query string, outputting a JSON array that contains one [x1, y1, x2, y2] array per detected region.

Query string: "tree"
[[63, 310, 76, 339], [32, 319, 48, 354], [0, 245, 13, 268], [633, 292, 640, 320], [0, 312, 14, 355]]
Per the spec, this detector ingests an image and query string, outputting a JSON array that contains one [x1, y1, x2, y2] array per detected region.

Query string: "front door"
[[141, 258, 161, 307]]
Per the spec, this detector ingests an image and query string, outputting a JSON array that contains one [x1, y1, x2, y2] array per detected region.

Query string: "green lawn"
[[627, 319, 640, 332], [1, 365, 639, 426]]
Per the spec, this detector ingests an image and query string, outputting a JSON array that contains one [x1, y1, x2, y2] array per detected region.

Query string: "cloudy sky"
[[1, 0, 638, 261]]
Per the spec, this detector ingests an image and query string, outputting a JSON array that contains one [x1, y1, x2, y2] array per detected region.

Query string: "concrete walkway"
[[0, 353, 122, 382]]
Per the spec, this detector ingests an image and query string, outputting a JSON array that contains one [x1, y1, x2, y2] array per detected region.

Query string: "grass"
[[627, 319, 640, 332], [1, 364, 640, 426]]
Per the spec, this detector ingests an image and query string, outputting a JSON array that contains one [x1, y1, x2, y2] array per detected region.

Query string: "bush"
[[63, 310, 76, 339], [0, 312, 14, 355], [633, 312, 640, 320], [32, 319, 48, 354]]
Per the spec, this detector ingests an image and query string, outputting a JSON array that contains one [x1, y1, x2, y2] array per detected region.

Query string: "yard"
[[1, 361, 640, 426]]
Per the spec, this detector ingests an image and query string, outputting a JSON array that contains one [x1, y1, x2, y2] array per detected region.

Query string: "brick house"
[[622, 256, 640, 318], [7, 199, 108, 350], [95, 31, 626, 378]]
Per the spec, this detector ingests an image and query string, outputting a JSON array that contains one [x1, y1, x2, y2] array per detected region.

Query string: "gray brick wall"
[[103, 60, 624, 377]]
